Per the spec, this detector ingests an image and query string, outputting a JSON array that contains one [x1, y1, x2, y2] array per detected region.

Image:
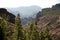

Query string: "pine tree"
[[0, 14, 19, 40], [15, 14, 24, 40], [0, 18, 4, 40], [3, 19, 14, 40], [0, 18, 9, 40], [42, 27, 51, 40], [29, 23, 34, 40], [24, 29, 29, 40], [29, 21, 40, 40], [33, 21, 40, 40]]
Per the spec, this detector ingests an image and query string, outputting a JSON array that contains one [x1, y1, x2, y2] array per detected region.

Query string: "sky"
[[0, 0, 60, 8]]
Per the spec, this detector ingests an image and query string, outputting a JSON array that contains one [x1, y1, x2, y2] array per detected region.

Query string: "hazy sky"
[[0, 0, 60, 8]]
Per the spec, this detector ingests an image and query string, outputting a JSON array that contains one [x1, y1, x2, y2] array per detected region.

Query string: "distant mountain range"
[[6, 5, 41, 18], [5, 5, 41, 24]]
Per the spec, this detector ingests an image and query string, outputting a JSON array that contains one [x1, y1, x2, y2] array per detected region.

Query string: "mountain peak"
[[6, 5, 41, 18]]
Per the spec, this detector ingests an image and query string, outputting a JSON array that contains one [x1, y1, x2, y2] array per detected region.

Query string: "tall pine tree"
[[15, 14, 24, 40]]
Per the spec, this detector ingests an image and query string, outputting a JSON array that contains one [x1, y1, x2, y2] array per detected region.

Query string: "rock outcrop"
[[0, 8, 15, 23]]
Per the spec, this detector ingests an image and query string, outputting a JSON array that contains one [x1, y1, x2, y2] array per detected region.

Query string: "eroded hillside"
[[36, 3, 60, 40]]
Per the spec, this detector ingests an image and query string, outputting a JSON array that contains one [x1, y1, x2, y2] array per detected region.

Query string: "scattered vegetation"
[[0, 14, 56, 40]]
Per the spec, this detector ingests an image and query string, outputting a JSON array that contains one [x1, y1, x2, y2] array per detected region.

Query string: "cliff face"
[[0, 8, 15, 23], [36, 3, 60, 40]]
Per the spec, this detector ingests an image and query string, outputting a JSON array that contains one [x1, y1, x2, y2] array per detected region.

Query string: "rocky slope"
[[0, 8, 15, 23], [36, 3, 60, 40]]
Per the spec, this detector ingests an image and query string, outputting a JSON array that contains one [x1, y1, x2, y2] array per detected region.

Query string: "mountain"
[[0, 8, 15, 23], [36, 3, 60, 40], [6, 5, 41, 18], [52, 3, 60, 9], [21, 16, 36, 25], [6, 5, 41, 24]]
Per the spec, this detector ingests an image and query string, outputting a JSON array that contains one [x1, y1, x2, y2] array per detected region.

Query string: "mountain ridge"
[[35, 3, 60, 40], [6, 5, 41, 18]]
